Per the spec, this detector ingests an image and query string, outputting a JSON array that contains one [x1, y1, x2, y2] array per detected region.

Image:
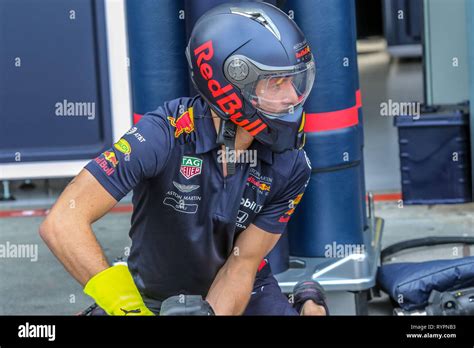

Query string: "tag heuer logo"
[[180, 156, 202, 180]]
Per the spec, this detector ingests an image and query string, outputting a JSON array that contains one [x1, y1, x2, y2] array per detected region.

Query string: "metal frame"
[[276, 193, 384, 315], [468, 1, 474, 200], [423, 0, 470, 106]]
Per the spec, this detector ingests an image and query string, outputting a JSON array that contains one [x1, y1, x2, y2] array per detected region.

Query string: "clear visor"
[[242, 60, 315, 117]]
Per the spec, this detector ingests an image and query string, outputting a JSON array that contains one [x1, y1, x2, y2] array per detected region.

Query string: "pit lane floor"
[[1, 180, 472, 315]]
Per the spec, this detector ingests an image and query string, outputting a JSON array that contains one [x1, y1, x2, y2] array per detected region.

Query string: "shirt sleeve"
[[84, 110, 173, 201], [252, 150, 312, 234]]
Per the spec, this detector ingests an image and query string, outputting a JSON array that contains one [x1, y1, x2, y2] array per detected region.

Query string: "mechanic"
[[40, 2, 329, 316]]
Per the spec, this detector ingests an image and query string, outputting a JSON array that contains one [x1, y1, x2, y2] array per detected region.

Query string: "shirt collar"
[[194, 102, 220, 155], [249, 138, 273, 165]]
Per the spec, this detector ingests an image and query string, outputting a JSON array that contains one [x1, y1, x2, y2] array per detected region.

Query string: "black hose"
[[381, 236, 474, 262]]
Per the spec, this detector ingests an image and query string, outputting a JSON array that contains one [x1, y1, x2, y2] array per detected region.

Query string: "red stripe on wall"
[[304, 108, 359, 132], [304, 90, 362, 133], [367, 192, 402, 202], [0, 205, 134, 219], [0, 209, 49, 218]]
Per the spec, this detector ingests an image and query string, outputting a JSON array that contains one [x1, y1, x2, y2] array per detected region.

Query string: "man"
[[40, 1, 328, 316]]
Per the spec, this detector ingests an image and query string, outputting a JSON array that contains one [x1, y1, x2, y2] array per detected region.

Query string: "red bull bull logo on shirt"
[[168, 107, 195, 138], [103, 151, 119, 167], [247, 176, 271, 193]]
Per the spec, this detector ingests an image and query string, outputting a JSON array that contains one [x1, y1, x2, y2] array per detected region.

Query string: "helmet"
[[186, 1, 315, 155]]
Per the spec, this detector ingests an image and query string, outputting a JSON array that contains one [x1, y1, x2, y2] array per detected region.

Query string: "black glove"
[[160, 295, 215, 316], [292, 280, 330, 315], [425, 287, 474, 316]]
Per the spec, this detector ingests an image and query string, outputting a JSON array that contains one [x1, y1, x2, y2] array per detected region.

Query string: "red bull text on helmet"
[[194, 40, 268, 136]]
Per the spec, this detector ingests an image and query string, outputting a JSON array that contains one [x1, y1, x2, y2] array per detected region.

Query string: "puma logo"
[[120, 308, 141, 315]]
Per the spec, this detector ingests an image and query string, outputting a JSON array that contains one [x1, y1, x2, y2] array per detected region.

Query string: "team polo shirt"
[[84, 96, 311, 301]]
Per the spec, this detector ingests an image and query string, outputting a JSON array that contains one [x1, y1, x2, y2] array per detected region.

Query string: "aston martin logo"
[[173, 181, 200, 193]]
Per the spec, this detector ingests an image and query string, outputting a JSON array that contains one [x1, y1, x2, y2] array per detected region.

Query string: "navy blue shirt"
[[85, 96, 311, 300]]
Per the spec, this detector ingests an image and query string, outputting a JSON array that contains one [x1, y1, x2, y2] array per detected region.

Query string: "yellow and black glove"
[[83, 264, 154, 316]]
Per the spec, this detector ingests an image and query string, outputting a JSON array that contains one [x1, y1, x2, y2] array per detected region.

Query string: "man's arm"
[[205, 223, 281, 315], [39, 169, 117, 286], [39, 111, 174, 316], [39, 111, 173, 287], [39, 168, 154, 316]]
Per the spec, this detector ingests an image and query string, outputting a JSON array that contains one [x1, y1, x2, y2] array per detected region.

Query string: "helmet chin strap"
[[216, 119, 237, 176]]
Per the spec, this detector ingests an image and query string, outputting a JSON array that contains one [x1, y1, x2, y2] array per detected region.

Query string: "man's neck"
[[211, 110, 254, 177], [210, 110, 254, 152]]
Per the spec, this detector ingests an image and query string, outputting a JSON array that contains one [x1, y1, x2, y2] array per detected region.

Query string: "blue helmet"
[[186, 1, 315, 155]]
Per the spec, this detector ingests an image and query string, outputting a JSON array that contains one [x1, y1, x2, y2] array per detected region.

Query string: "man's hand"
[[160, 295, 214, 316], [84, 264, 154, 316], [300, 300, 327, 316], [205, 224, 281, 315]]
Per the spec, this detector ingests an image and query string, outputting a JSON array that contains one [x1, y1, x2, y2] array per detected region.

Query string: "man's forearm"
[[40, 217, 109, 286], [206, 260, 256, 315]]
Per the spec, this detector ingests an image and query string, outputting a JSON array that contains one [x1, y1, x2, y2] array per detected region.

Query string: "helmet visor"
[[242, 60, 315, 117]]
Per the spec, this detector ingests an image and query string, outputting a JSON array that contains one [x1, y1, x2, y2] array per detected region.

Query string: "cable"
[[381, 236, 474, 262]]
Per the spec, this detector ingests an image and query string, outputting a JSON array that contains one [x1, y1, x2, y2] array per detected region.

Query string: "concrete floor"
[[358, 43, 424, 192], [0, 213, 131, 315], [369, 201, 474, 316], [1, 198, 472, 315], [1, 43, 472, 315]]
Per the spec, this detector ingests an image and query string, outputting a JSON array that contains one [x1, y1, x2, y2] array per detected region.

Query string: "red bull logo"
[[103, 151, 118, 167], [94, 157, 115, 176], [296, 45, 311, 59], [247, 176, 271, 193], [278, 215, 291, 223], [168, 107, 195, 138], [291, 193, 304, 207], [194, 40, 267, 136], [278, 208, 294, 222], [279, 192, 305, 223]]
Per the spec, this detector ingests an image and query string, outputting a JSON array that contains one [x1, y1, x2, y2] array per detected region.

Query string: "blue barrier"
[[127, 0, 189, 118], [0, 0, 113, 163], [284, 0, 365, 257]]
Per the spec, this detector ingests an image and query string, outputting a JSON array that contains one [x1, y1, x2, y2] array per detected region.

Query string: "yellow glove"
[[84, 264, 154, 316]]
